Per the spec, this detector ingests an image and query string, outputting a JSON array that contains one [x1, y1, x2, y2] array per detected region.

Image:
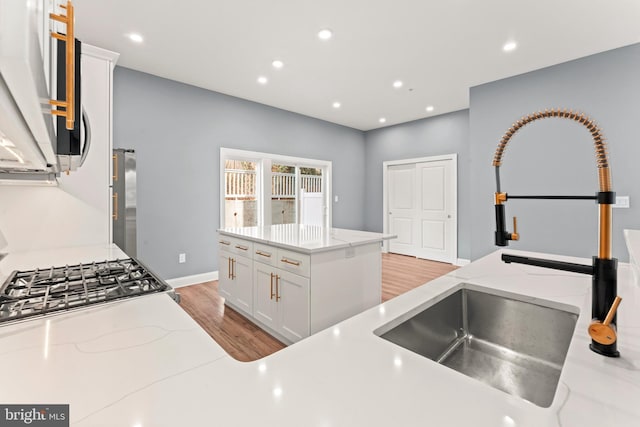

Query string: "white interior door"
[[388, 164, 416, 256], [415, 160, 454, 262], [385, 156, 456, 263]]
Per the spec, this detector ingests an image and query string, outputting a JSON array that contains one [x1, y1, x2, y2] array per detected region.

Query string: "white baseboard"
[[455, 258, 471, 267], [166, 271, 219, 288]]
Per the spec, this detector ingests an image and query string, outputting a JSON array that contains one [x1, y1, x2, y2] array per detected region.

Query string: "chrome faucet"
[[493, 108, 621, 357]]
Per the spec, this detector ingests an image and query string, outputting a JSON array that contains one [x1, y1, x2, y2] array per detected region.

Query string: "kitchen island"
[[217, 224, 395, 343], [0, 244, 638, 426]]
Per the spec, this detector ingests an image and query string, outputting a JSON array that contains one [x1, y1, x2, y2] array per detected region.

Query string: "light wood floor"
[[178, 253, 457, 362]]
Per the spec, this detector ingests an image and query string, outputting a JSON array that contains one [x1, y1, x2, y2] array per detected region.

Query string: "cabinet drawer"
[[253, 243, 278, 266], [276, 248, 310, 277], [218, 236, 254, 256]]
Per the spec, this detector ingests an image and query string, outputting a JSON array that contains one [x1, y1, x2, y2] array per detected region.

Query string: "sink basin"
[[376, 284, 579, 407]]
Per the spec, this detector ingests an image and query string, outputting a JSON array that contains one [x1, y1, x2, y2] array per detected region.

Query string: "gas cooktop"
[[0, 258, 173, 325]]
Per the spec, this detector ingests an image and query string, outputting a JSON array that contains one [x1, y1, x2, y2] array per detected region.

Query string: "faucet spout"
[[492, 108, 620, 357]]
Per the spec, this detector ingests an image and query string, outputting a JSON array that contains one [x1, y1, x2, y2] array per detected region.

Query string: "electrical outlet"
[[179, 253, 186, 263], [334, 195, 339, 203], [613, 196, 630, 209]]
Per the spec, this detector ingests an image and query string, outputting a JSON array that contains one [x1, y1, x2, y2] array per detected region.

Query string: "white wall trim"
[[166, 271, 219, 288], [382, 153, 458, 262], [455, 258, 471, 266], [82, 44, 120, 66]]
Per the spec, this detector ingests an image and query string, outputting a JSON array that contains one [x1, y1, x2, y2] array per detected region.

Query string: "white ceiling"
[[72, 0, 640, 131]]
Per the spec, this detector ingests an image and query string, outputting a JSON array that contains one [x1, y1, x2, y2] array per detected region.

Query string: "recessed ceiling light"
[[393, 80, 403, 89], [379, 118, 386, 123], [272, 60, 284, 69], [257, 76, 268, 85], [332, 101, 341, 109], [127, 33, 144, 43], [426, 106, 434, 112], [503, 41, 517, 52], [318, 29, 333, 40]]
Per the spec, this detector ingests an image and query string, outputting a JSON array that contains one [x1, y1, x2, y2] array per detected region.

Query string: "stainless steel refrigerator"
[[112, 149, 137, 257]]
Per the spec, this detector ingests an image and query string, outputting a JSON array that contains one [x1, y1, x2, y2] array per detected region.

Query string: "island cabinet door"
[[253, 262, 278, 330], [218, 252, 232, 301], [231, 254, 253, 316], [277, 270, 310, 343]]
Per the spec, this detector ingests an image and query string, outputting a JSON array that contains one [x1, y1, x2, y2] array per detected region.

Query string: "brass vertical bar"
[[599, 204, 612, 259], [276, 275, 281, 302], [65, 1, 75, 130], [228, 258, 231, 279], [112, 154, 118, 181], [49, 1, 75, 129], [112, 193, 118, 220], [270, 273, 274, 300]]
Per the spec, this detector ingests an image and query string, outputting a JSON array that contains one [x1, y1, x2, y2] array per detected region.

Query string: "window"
[[220, 148, 331, 228], [271, 163, 296, 225], [224, 160, 258, 227]]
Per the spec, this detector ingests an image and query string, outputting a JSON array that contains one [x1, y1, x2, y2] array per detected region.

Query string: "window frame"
[[220, 147, 332, 228]]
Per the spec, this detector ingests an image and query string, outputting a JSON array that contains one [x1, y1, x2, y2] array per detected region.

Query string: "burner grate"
[[0, 258, 169, 324]]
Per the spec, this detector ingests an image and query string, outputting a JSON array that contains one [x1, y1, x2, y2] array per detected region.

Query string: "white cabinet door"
[[253, 261, 278, 330], [231, 254, 253, 316], [219, 250, 253, 316], [218, 252, 232, 300], [277, 270, 310, 343]]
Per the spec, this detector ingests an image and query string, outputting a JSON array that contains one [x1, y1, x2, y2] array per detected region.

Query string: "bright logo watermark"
[[0, 405, 68, 426]]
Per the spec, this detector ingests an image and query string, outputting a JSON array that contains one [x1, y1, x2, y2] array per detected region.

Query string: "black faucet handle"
[[495, 204, 518, 246]]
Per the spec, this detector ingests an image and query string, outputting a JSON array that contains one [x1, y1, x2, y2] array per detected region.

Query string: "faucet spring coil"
[[492, 108, 611, 192]]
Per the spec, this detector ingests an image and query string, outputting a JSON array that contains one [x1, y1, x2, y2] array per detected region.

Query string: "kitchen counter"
[[0, 245, 638, 426], [218, 224, 395, 253]]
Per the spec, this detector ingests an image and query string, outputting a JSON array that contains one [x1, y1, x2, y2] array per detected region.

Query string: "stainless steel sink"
[[376, 284, 579, 407]]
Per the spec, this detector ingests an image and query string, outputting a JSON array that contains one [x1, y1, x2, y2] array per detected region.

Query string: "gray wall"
[[115, 42, 640, 279], [363, 110, 471, 260], [114, 67, 366, 280], [470, 43, 640, 261]]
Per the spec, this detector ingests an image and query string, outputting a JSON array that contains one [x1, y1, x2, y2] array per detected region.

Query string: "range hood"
[[0, 0, 58, 174]]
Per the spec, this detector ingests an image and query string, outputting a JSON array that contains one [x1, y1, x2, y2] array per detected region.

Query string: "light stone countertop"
[[0, 244, 638, 426], [218, 224, 396, 253]]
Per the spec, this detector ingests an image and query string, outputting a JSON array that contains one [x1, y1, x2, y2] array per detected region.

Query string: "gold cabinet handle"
[[219, 240, 231, 245], [276, 275, 281, 301], [256, 250, 272, 258], [49, 1, 75, 130], [270, 273, 275, 300], [235, 244, 249, 251], [281, 257, 301, 266], [231, 258, 236, 279], [228, 257, 231, 279], [112, 193, 118, 220], [112, 154, 118, 181]]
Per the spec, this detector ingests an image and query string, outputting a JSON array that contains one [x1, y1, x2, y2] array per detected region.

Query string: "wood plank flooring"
[[178, 253, 457, 362]]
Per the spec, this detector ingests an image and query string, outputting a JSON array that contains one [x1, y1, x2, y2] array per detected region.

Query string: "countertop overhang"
[[218, 224, 396, 253], [0, 245, 638, 426]]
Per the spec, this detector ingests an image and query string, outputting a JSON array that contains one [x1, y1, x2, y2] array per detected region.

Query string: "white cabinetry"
[[276, 269, 310, 342], [57, 44, 119, 245], [218, 231, 383, 345], [253, 261, 310, 343], [218, 237, 253, 316]]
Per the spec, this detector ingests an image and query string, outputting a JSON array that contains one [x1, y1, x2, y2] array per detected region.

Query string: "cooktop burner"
[[0, 258, 171, 324]]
